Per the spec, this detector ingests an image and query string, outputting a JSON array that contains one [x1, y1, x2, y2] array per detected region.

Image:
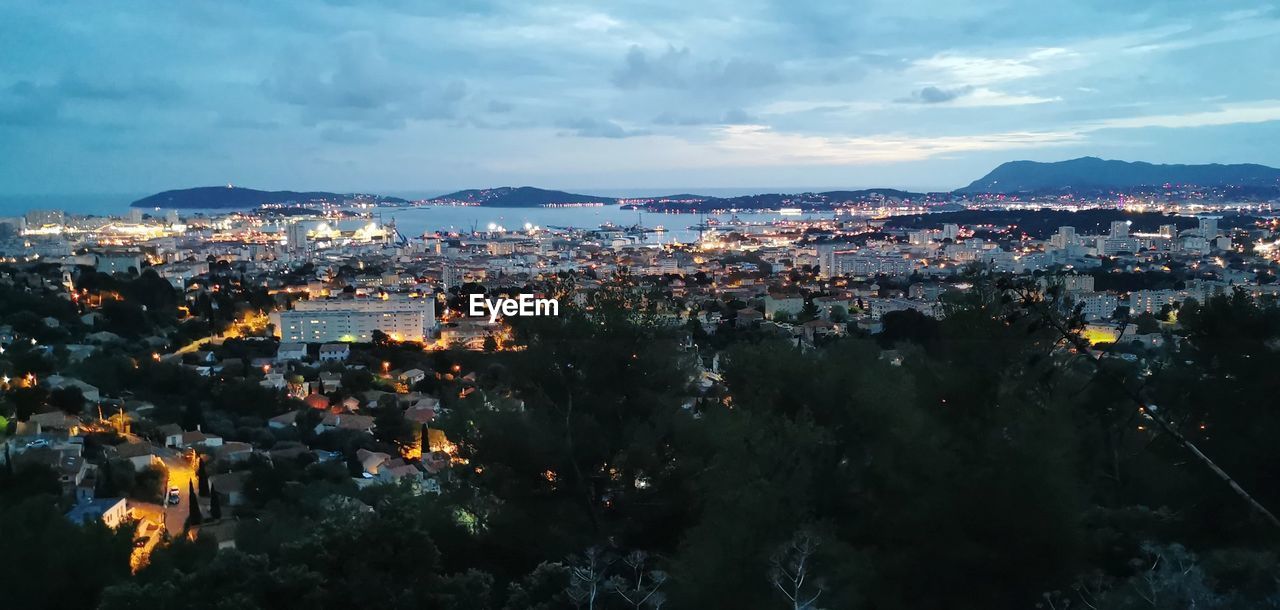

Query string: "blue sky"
[[2, 0, 1279, 194]]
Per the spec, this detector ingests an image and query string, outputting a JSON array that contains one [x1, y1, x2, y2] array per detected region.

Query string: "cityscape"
[[5, 2, 1280, 610]]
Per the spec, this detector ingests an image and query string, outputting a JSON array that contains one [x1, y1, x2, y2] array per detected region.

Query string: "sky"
[[2, 0, 1280, 196]]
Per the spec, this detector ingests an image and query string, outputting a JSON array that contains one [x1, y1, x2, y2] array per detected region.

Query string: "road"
[[158, 449, 197, 537]]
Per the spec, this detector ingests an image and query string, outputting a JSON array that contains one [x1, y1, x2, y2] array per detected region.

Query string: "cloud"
[[1085, 100, 1280, 131], [319, 125, 380, 144], [556, 117, 649, 138], [903, 85, 975, 104], [0, 74, 181, 127], [54, 73, 182, 102], [5, 0, 1280, 194], [612, 45, 781, 91], [897, 85, 1057, 107], [722, 108, 757, 124], [911, 48, 1078, 86], [261, 31, 467, 128], [214, 116, 282, 130], [711, 124, 1084, 165], [652, 108, 758, 126]]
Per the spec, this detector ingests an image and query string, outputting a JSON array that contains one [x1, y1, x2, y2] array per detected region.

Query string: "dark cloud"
[[486, 99, 514, 113], [721, 108, 757, 124], [261, 32, 467, 128], [653, 108, 758, 126], [0, 74, 181, 127], [653, 112, 710, 126], [556, 117, 648, 138], [54, 73, 181, 102], [900, 85, 976, 104], [612, 45, 780, 91], [214, 116, 283, 130], [319, 125, 380, 144]]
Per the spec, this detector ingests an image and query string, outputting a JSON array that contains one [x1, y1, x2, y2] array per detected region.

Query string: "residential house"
[[178, 430, 223, 450], [44, 375, 100, 403], [267, 411, 298, 430], [314, 413, 376, 435], [209, 471, 249, 507], [156, 424, 184, 448], [66, 497, 129, 528], [318, 343, 350, 362], [763, 294, 805, 320], [319, 371, 342, 393], [260, 372, 286, 390], [113, 441, 162, 472], [398, 368, 426, 386], [25, 410, 82, 436], [356, 448, 392, 475], [213, 441, 253, 464], [275, 343, 308, 362]]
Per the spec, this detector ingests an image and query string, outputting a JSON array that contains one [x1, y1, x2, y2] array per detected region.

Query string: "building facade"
[[273, 295, 437, 343]]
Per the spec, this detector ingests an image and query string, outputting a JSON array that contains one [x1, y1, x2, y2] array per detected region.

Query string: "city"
[[5, 2, 1280, 610]]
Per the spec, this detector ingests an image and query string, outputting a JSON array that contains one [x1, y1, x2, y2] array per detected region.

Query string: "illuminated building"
[[273, 295, 436, 343]]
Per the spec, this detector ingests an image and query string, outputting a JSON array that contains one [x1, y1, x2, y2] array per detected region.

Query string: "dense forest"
[[4, 276, 1280, 609]]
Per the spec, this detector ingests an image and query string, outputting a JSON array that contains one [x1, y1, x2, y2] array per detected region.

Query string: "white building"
[[1198, 216, 1220, 239], [763, 294, 805, 319], [93, 252, 142, 275], [285, 222, 309, 252], [1129, 289, 1180, 315], [318, 343, 351, 361], [276, 343, 308, 362], [1049, 226, 1077, 249], [273, 295, 437, 343], [1077, 293, 1119, 321]]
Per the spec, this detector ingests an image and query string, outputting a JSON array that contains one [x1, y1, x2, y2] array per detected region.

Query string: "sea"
[[0, 192, 842, 245]]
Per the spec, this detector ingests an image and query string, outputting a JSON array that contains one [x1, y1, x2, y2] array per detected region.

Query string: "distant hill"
[[431, 187, 617, 207], [131, 186, 407, 209], [960, 157, 1280, 193]]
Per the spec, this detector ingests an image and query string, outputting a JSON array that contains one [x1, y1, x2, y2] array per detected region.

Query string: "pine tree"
[[196, 458, 209, 496], [186, 480, 203, 528], [209, 486, 222, 520]]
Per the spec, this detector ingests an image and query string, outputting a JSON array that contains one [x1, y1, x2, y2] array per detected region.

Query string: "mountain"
[[131, 186, 407, 209], [430, 186, 617, 207], [960, 157, 1280, 193]]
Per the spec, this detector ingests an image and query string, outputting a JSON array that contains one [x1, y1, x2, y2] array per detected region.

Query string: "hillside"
[[960, 157, 1280, 193], [130, 186, 407, 209], [430, 187, 617, 207]]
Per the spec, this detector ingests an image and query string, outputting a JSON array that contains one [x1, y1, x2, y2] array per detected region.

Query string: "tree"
[[828, 305, 848, 323], [373, 403, 414, 450], [607, 550, 668, 609], [567, 547, 612, 610], [196, 458, 209, 497], [798, 301, 819, 323], [209, 486, 222, 521], [504, 562, 571, 610], [769, 530, 824, 610], [48, 386, 86, 414], [186, 480, 203, 528]]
